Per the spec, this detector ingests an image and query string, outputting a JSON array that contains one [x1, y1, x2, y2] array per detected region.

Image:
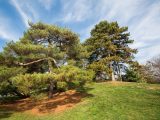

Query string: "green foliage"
[[124, 69, 142, 82], [0, 66, 26, 96], [84, 21, 136, 80], [11, 73, 54, 96], [0, 20, 139, 100], [124, 62, 147, 83], [0, 66, 25, 82], [23, 22, 81, 60], [0, 22, 84, 98], [0, 82, 14, 96], [9, 65, 94, 96], [57, 65, 94, 81], [54, 65, 95, 89], [57, 82, 67, 91]]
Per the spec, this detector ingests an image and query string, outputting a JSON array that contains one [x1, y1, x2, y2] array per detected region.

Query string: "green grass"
[[0, 82, 160, 120]]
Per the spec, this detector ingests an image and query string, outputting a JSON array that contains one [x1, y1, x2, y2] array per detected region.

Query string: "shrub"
[[11, 73, 54, 96], [10, 65, 95, 97], [123, 69, 145, 83], [0, 66, 26, 96], [54, 65, 95, 89]]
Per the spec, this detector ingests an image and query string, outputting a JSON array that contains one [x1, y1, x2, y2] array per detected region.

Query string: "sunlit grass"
[[0, 82, 160, 120]]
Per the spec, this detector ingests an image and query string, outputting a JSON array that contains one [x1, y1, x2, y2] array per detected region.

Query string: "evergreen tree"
[[84, 21, 137, 81], [0, 22, 91, 98]]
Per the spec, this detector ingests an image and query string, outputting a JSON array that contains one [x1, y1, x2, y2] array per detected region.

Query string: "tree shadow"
[[0, 87, 94, 118], [0, 96, 21, 119], [0, 108, 15, 119]]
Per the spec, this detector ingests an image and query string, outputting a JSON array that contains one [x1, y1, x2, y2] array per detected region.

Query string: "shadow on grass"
[[0, 96, 21, 119], [0, 96, 21, 118], [0, 86, 94, 118], [0, 108, 15, 119]]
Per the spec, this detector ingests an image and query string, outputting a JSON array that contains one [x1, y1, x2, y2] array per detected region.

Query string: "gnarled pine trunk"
[[47, 42, 58, 98]]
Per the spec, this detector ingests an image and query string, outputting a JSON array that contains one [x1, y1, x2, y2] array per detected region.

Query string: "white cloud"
[[136, 44, 160, 64], [128, 2, 160, 63], [10, 0, 39, 27], [130, 2, 160, 44], [10, 0, 29, 27], [93, 0, 146, 24], [60, 0, 93, 22], [78, 0, 148, 41], [80, 0, 160, 63], [1, 0, 160, 63], [0, 15, 19, 41], [38, 0, 53, 10]]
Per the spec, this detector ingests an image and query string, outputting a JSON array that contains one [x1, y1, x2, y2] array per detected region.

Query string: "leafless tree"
[[145, 55, 160, 83]]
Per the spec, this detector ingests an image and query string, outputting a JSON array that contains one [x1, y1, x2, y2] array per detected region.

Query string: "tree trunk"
[[48, 59, 53, 73], [117, 62, 122, 81], [48, 80, 54, 99], [108, 54, 116, 81], [47, 43, 58, 99], [111, 71, 116, 81], [48, 59, 54, 98], [48, 80, 57, 99], [48, 57, 58, 98], [115, 62, 122, 81], [110, 62, 115, 81]]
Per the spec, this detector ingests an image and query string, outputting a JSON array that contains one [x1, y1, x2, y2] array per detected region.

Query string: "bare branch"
[[15, 57, 59, 68]]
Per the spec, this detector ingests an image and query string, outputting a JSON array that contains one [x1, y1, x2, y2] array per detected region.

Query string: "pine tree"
[[0, 22, 85, 98], [84, 21, 137, 81]]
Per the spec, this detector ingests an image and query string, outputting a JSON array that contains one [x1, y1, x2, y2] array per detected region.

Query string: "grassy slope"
[[0, 82, 160, 120]]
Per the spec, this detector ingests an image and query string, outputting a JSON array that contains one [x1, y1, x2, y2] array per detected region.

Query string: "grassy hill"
[[0, 82, 160, 120]]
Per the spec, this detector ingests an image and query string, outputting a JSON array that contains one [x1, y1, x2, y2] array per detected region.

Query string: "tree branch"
[[15, 57, 59, 68], [15, 58, 47, 66]]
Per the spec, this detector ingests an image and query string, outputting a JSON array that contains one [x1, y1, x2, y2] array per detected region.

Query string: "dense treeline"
[[0, 20, 159, 99]]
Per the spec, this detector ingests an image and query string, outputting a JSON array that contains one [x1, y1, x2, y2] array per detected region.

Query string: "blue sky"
[[0, 0, 160, 63]]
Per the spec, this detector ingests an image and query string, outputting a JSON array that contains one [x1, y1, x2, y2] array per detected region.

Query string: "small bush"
[[54, 65, 95, 89], [10, 65, 95, 98], [11, 73, 55, 96], [123, 69, 144, 82]]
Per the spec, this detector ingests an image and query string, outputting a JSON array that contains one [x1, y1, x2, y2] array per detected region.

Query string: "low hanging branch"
[[15, 57, 59, 68], [16, 58, 47, 66]]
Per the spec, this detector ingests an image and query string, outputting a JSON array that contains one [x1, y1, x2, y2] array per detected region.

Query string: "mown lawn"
[[0, 82, 160, 120]]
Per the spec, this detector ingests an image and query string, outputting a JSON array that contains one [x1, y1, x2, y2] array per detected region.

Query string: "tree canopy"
[[0, 20, 141, 99], [0, 22, 94, 98], [84, 21, 136, 81]]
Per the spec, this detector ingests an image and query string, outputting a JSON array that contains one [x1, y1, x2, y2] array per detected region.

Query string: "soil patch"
[[0, 90, 88, 116]]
